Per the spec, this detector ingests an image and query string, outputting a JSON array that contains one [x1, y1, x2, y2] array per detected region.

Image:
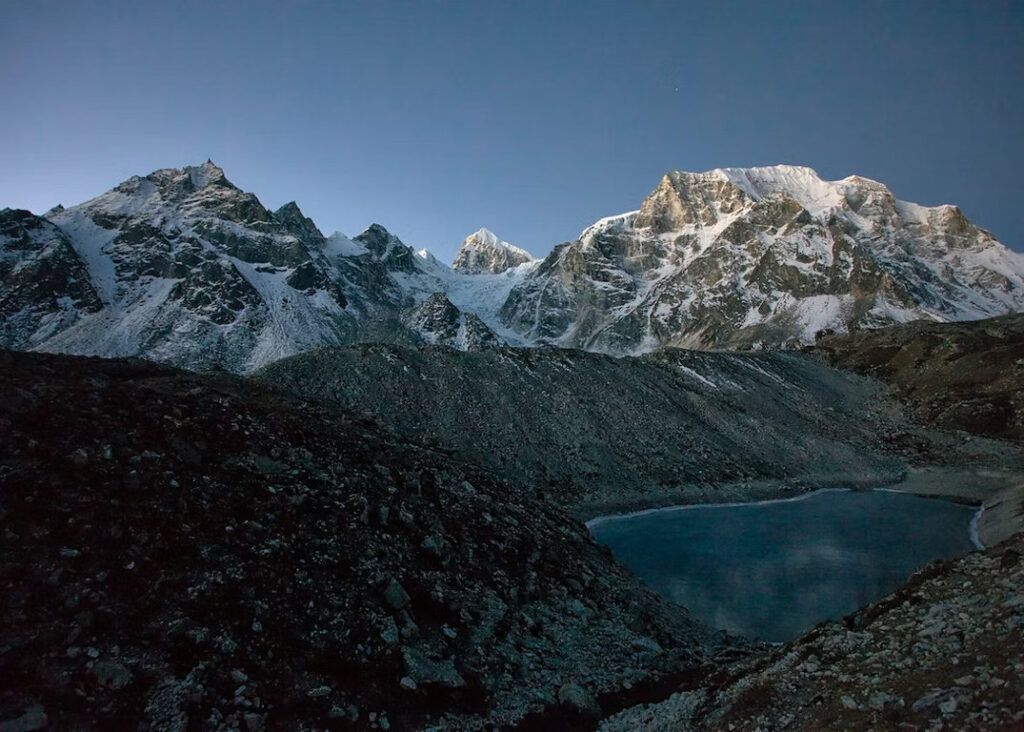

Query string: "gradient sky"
[[2, 1, 1022, 262]]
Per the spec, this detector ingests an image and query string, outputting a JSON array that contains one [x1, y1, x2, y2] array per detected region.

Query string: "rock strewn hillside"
[[0, 349, 730, 731], [253, 343, 1010, 517], [813, 313, 1024, 441]]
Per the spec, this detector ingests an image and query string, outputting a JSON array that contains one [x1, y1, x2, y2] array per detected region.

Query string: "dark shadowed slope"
[[813, 313, 1024, 441], [0, 349, 730, 731], [254, 344, 989, 517]]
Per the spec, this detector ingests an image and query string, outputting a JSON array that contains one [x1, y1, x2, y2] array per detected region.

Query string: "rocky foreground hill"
[[3, 162, 1023, 372], [0, 348, 733, 731]]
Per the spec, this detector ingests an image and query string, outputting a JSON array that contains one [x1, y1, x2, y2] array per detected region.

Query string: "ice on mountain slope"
[[391, 246, 542, 346], [2, 161, 1022, 371], [323, 232, 367, 258], [715, 165, 847, 215], [47, 208, 121, 305]]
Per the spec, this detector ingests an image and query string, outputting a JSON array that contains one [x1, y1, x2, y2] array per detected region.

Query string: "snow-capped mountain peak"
[[472, 227, 500, 247], [185, 159, 230, 188], [452, 228, 534, 274], [2, 161, 1022, 371], [711, 165, 846, 215], [500, 165, 1024, 352]]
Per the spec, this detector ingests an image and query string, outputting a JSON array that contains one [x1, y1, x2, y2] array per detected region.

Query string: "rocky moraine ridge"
[[253, 342, 1024, 517], [814, 312, 1024, 441], [2, 161, 1023, 371]]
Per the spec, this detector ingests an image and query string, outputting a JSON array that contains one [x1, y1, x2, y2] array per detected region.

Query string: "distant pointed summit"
[[452, 228, 534, 274], [184, 159, 229, 188]]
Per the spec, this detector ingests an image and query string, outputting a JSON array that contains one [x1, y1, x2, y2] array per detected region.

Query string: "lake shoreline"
[[578, 466, 1024, 549]]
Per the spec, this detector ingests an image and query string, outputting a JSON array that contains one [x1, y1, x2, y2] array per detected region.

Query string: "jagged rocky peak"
[[634, 170, 752, 232], [353, 223, 419, 272], [113, 160, 235, 202], [3, 161, 362, 371], [76, 160, 280, 240], [452, 227, 534, 274], [354, 223, 401, 253], [634, 165, 888, 234], [405, 292, 504, 350], [183, 159, 231, 188], [273, 201, 325, 247]]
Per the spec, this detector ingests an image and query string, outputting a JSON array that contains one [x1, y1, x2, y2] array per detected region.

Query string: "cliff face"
[[0, 208, 104, 349]]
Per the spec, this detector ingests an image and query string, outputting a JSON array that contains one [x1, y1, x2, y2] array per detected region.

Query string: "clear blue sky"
[[2, 1, 1022, 261]]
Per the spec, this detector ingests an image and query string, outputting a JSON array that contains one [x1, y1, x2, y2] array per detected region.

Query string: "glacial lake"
[[588, 489, 979, 642]]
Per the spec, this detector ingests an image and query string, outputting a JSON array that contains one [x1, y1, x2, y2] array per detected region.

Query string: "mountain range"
[[2, 161, 1022, 371]]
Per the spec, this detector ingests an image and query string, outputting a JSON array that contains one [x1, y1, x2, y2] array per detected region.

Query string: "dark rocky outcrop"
[[402, 293, 503, 351]]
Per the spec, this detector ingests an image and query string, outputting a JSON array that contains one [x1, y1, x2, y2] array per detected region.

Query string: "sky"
[[1, 1, 1022, 262]]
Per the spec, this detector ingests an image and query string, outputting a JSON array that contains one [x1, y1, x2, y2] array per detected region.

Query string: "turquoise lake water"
[[588, 489, 978, 642]]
